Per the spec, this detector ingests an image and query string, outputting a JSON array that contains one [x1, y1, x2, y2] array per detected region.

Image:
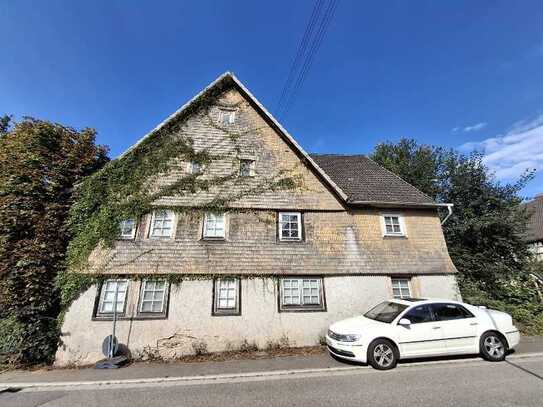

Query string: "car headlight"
[[328, 330, 361, 342], [342, 334, 361, 342]]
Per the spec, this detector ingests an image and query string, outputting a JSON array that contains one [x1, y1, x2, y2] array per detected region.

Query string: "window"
[[97, 280, 128, 316], [203, 212, 226, 239], [279, 278, 325, 311], [403, 305, 433, 324], [239, 159, 255, 177], [189, 161, 203, 175], [382, 214, 405, 236], [278, 212, 302, 241], [138, 280, 168, 316], [150, 210, 175, 238], [220, 109, 236, 125], [391, 278, 411, 299], [119, 219, 136, 239], [431, 303, 474, 321], [213, 278, 240, 315]]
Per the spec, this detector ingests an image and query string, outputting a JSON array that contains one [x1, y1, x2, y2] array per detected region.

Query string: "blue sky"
[[1, 0, 542, 198]]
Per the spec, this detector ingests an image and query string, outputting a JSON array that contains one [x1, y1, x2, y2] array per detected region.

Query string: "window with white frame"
[[213, 278, 240, 315], [96, 280, 128, 316], [239, 159, 255, 177], [138, 280, 168, 315], [391, 278, 411, 299], [150, 210, 175, 238], [220, 109, 236, 125], [119, 219, 136, 239], [278, 212, 302, 241], [203, 212, 226, 239], [382, 214, 405, 236], [280, 278, 324, 311]]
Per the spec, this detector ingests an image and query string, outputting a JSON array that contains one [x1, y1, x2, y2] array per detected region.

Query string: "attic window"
[[220, 109, 236, 125], [239, 159, 255, 177], [381, 214, 406, 237]]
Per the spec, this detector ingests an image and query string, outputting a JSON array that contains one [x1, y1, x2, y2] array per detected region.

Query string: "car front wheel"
[[480, 332, 507, 362], [368, 339, 398, 370]]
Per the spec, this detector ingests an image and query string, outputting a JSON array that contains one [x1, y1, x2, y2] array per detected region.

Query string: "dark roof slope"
[[524, 194, 543, 243], [310, 154, 435, 205]]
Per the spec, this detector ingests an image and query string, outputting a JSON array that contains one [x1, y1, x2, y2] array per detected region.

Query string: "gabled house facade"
[[55, 73, 460, 366]]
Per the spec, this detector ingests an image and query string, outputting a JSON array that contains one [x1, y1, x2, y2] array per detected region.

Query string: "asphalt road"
[[2, 356, 542, 407]]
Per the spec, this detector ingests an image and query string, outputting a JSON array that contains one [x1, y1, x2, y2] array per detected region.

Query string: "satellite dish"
[[102, 335, 118, 358]]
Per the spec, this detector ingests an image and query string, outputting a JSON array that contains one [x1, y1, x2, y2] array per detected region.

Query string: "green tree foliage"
[[371, 139, 542, 333], [0, 118, 108, 366]]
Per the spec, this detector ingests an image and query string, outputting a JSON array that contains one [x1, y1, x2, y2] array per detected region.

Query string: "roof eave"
[[347, 201, 452, 209]]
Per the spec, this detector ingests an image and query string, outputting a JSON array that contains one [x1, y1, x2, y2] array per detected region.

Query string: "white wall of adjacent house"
[[54, 275, 461, 367]]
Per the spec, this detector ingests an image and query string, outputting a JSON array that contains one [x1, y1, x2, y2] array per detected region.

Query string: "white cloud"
[[452, 122, 487, 133], [459, 114, 543, 181]]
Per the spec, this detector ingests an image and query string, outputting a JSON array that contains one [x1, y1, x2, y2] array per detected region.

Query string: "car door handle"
[[470, 322, 479, 326], [432, 326, 441, 330]]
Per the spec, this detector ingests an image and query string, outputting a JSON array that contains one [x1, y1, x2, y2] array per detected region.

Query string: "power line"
[[275, 0, 324, 117], [281, 0, 339, 118]]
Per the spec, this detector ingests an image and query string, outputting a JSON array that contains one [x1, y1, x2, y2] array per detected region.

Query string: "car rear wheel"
[[480, 332, 507, 362], [368, 339, 398, 370]]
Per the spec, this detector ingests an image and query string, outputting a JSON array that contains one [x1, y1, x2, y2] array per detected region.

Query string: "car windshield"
[[364, 301, 408, 323]]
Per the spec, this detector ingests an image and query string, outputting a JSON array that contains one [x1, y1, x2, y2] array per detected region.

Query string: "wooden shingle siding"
[[88, 209, 455, 276]]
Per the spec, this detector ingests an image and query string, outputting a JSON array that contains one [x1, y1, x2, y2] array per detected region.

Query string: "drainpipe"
[[441, 203, 454, 225]]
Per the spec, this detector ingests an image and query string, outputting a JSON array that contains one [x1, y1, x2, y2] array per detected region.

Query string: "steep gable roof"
[[524, 194, 543, 243], [310, 154, 435, 206], [120, 72, 441, 208]]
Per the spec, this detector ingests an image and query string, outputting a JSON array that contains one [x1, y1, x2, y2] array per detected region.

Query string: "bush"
[[0, 315, 25, 367]]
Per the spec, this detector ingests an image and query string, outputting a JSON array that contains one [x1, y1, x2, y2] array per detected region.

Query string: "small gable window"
[[150, 210, 175, 238], [278, 212, 302, 241], [381, 214, 406, 236], [220, 109, 236, 125], [239, 159, 255, 177], [203, 212, 226, 239], [189, 161, 203, 175], [119, 219, 136, 239]]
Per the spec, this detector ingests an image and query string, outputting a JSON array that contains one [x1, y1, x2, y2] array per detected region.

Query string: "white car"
[[326, 298, 520, 370]]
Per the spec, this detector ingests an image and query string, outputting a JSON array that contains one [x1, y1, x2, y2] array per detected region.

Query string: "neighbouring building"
[[524, 193, 543, 261], [55, 72, 460, 366]]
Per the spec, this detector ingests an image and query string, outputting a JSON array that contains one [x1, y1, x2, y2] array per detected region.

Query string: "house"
[[524, 193, 543, 261], [55, 72, 460, 366]]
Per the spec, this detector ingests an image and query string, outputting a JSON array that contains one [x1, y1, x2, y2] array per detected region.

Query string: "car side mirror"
[[398, 318, 411, 326]]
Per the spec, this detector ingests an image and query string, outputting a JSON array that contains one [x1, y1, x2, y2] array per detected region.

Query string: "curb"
[[2, 351, 543, 390]]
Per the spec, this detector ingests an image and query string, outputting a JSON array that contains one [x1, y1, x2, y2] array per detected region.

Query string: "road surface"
[[2, 355, 542, 407]]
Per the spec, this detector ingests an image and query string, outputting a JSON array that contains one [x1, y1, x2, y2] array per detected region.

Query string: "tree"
[[371, 139, 534, 298], [0, 118, 108, 365]]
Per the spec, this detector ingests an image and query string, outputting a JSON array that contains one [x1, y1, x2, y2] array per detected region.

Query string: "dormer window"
[[239, 159, 255, 177], [220, 109, 236, 125]]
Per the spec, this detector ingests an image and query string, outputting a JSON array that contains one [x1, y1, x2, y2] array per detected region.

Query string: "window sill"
[[92, 314, 168, 321], [202, 237, 227, 242], [279, 306, 326, 313], [383, 234, 407, 239], [212, 310, 241, 317], [277, 239, 305, 244]]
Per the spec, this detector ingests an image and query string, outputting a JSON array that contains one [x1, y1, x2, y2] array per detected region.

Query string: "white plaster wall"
[[55, 275, 459, 366]]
